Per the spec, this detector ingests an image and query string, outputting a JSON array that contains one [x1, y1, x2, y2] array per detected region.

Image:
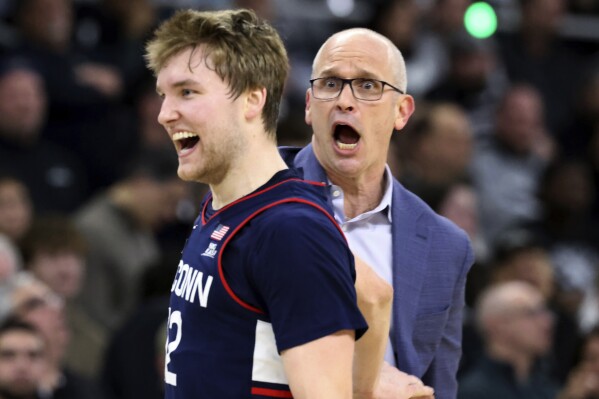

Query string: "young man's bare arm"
[[281, 330, 355, 399], [352, 255, 393, 398], [352, 257, 435, 399]]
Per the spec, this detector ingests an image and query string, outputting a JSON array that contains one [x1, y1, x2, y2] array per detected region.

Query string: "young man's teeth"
[[337, 141, 357, 150], [173, 131, 197, 141]]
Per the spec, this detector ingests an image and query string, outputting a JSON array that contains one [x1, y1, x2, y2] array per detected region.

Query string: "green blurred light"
[[464, 2, 498, 39]]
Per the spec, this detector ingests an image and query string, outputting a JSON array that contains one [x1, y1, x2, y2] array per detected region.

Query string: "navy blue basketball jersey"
[[164, 169, 367, 399]]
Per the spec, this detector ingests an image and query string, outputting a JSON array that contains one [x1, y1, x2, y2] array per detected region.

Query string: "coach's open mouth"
[[334, 123, 360, 150]]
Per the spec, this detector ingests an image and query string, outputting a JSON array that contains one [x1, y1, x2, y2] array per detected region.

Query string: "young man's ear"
[[245, 87, 267, 122]]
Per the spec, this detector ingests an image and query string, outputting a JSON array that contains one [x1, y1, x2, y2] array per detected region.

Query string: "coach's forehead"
[[314, 29, 397, 80]]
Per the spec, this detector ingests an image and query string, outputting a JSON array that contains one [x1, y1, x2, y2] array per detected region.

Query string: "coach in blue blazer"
[[281, 27, 474, 399], [282, 143, 473, 398]]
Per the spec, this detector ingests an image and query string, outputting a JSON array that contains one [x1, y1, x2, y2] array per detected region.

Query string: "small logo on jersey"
[[201, 242, 218, 258], [210, 224, 230, 241]]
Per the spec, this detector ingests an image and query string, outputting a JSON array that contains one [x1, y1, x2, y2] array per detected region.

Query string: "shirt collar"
[[329, 165, 394, 223]]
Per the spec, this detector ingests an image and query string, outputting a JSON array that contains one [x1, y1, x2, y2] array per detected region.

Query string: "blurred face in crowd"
[[306, 29, 414, 185], [28, 252, 84, 300], [375, 0, 420, 51], [451, 50, 493, 92], [423, 104, 472, 181], [495, 248, 555, 301], [18, 0, 73, 52], [0, 328, 46, 398], [0, 70, 47, 145], [522, 0, 565, 36], [493, 285, 554, 356], [437, 184, 478, 239], [0, 179, 33, 242], [496, 86, 544, 154], [12, 280, 69, 365], [433, 0, 469, 33]]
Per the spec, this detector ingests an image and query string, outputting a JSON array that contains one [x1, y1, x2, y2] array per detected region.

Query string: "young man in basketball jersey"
[[145, 9, 369, 398]]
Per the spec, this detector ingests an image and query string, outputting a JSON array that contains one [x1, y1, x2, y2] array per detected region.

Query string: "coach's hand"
[[373, 362, 435, 399]]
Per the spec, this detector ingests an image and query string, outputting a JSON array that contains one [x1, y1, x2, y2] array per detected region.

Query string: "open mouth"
[[334, 124, 360, 150], [172, 131, 199, 152]]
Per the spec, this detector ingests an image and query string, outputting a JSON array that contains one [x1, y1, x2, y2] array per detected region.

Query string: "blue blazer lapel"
[[390, 181, 430, 372], [294, 144, 329, 183]]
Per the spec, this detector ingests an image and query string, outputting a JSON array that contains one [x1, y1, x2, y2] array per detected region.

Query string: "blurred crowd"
[[0, 0, 598, 398]]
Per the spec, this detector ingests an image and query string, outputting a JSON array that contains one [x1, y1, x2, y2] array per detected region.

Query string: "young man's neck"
[[211, 138, 287, 210]]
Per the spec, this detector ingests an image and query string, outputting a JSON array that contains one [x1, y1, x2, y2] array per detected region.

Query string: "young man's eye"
[[181, 89, 193, 97]]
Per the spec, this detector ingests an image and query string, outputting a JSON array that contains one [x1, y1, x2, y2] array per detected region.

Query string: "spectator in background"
[[72, 0, 161, 102], [425, 32, 507, 138], [395, 102, 473, 205], [426, 0, 470, 37], [74, 152, 188, 332], [523, 158, 599, 333], [458, 281, 559, 399], [368, 0, 445, 98], [435, 181, 489, 266], [490, 229, 584, 381], [470, 84, 553, 246], [20, 215, 106, 381], [7, 274, 104, 398], [10, 0, 138, 191], [0, 175, 32, 244], [13, 0, 123, 103], [0, 58, 88, 214], [0, 319, 46, 399], [497, 0, 587, 134]]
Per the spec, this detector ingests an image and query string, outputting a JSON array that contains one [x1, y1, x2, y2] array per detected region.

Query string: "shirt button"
[[332, 190, 341, 197]]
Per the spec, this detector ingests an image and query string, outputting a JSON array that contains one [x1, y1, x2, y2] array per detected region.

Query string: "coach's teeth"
[[173, 132, 198, 141], [337, 141, 357, 150]]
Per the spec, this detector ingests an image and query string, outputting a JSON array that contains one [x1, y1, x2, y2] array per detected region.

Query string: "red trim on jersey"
[[201, 178, 326, 225], [217, 197, 344, 314], [251, 387, 293, 398]]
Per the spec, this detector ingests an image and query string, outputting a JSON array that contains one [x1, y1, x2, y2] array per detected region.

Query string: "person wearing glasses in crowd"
[[458, 281, 558, 399], [281, 27, 474, 399]]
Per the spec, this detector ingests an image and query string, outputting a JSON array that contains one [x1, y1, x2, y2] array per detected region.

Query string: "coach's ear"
[[245, 87, 267, 123], [393, 94, 415, 131], [305, 88, 313, 126]]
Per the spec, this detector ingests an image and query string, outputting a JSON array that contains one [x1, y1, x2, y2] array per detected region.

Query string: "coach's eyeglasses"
[[310, 77, 404, 101]]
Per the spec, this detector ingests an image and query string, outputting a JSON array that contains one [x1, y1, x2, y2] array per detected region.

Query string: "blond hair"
[[145, 8, 289, 136]]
